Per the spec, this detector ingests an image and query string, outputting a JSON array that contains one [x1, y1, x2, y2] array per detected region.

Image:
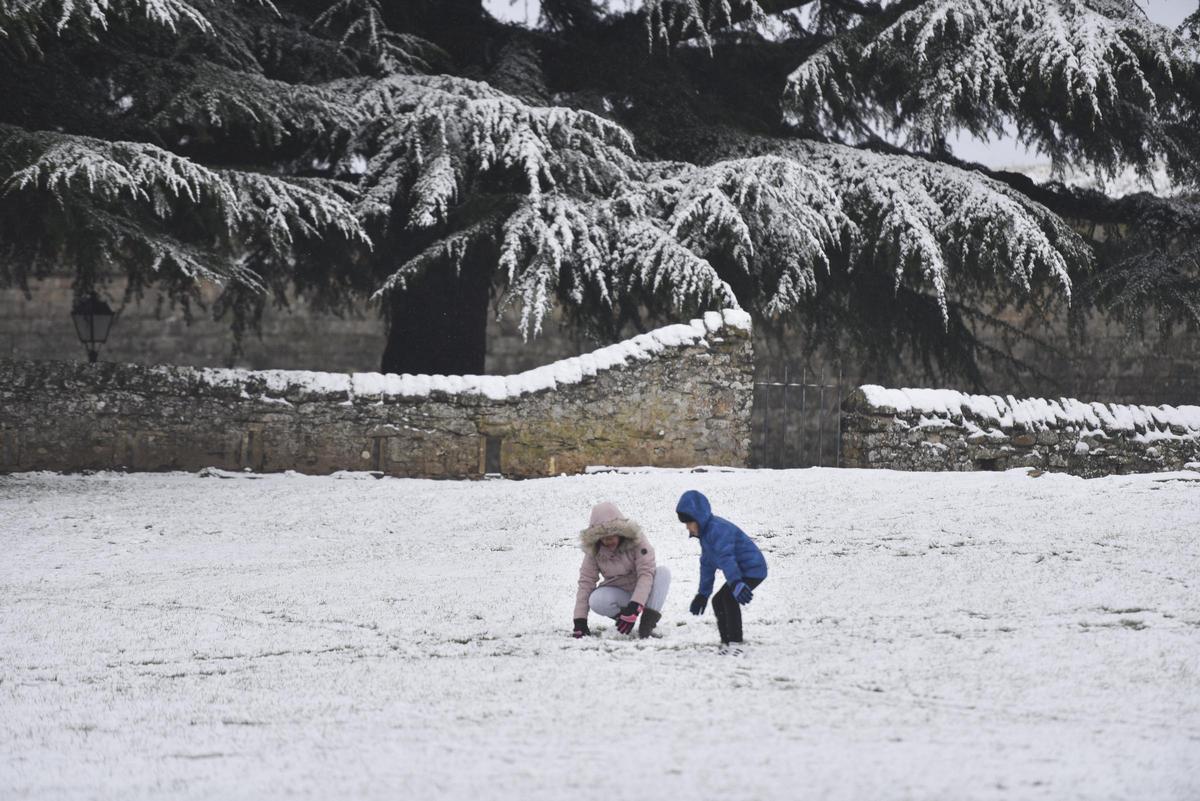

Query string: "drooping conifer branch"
[[786, 0, 1200, 183], [0, 0, 1195, 381]]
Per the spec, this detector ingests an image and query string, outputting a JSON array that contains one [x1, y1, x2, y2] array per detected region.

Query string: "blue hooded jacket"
[[676, 490, 767, 597]]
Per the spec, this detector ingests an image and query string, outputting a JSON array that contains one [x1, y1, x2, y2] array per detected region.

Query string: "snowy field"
[[2, 467, 1198, 801]]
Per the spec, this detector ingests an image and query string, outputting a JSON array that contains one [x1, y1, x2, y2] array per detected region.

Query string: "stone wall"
[[0, 274, 593, 374], [8, 274, 1199, 406], [0, 311, 753, 478], [841, 386, 1200, 477], [0, 275, 389, 372]]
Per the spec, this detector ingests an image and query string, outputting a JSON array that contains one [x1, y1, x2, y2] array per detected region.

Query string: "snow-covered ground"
[[2, 468, 1198, 801]]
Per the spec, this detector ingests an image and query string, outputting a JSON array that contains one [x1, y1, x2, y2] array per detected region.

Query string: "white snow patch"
[[1, 468, 1197, 800], [188, 312, 742, 403], [860, 385, 1200, 438], [584, 464, 745, 474], [721, 307, 752, 332]]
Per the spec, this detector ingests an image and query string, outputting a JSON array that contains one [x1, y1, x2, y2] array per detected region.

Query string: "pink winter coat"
[[574, 518, 657, 619]]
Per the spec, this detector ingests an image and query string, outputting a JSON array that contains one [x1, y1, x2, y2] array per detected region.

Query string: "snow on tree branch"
[[1, 124, 238, 216], [144, 62, 361, 149], [492, 190, 741, 340], [648, 156, 850, 316], [226, 171, 368, 251], [314, 0, 448, 75], [497, 194, 609, 338], [0, 0, 215, 56], [379, 154, 852, 339], [83, 205, 230, 283], [372, 213, 505, 298], [1084, 195, 1200, 334], [785, 0, 1200, 180], [1091, 246, 1200, 335], [714, 136, 1086, 318], [782, 34, 868, 137], [370, 113, 1088, 340], [644, 0, 767, 50], [1183, 8, 1200, 43], [808, 140, 1081, 312], [0, 124, 365, 290], [342, 74, 636, 228]]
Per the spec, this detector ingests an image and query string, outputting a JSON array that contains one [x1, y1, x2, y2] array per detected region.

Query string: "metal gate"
[[752, 365, 845, 468]]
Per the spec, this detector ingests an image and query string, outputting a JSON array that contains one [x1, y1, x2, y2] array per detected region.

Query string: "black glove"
[[616, 601, 642, 634], [573, 618, 590, 638], [689, 593, 708, 616]]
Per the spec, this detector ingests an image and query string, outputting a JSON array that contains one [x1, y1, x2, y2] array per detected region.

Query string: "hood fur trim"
[[579, 518, 643, 554]]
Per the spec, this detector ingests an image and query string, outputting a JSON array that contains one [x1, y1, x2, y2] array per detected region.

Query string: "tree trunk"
[[380, 253, 492, 376]]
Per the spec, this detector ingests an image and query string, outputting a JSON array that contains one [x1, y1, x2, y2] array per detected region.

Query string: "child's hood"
[[676, 490, 713, 529]]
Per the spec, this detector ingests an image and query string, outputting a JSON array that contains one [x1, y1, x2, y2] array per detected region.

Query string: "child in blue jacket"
[[675, 490, 767, 651]]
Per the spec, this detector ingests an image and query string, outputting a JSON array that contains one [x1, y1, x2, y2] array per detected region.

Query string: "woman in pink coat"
[[572, 501, 671, 639]]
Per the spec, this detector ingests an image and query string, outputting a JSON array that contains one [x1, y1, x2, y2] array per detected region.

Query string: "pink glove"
[[616, 602, 642, 635]]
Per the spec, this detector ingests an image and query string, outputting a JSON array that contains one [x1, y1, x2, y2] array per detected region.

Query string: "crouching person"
[[573, 501, 671, 639], [676, 489, 767, 654]]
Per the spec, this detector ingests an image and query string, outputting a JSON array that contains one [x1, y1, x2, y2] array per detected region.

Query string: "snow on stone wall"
[[842, 385, 1200, 477], [0, 310, 753, 478]]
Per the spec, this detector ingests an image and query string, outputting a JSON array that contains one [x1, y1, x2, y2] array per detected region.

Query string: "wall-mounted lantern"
[[71, 291, 118, 363]]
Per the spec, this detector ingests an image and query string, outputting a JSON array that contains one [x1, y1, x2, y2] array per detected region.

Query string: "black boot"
[[638, 608, 662, 639]]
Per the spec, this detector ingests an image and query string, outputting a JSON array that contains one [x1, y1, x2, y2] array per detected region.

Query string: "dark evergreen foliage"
[[1, 0, 1196, 382]]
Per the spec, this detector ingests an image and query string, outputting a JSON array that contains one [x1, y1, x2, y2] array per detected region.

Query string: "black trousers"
[[712, 576, 764, 644]]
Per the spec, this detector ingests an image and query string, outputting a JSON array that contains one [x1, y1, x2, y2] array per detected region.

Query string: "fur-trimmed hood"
[[579, 517, 644, 555]]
